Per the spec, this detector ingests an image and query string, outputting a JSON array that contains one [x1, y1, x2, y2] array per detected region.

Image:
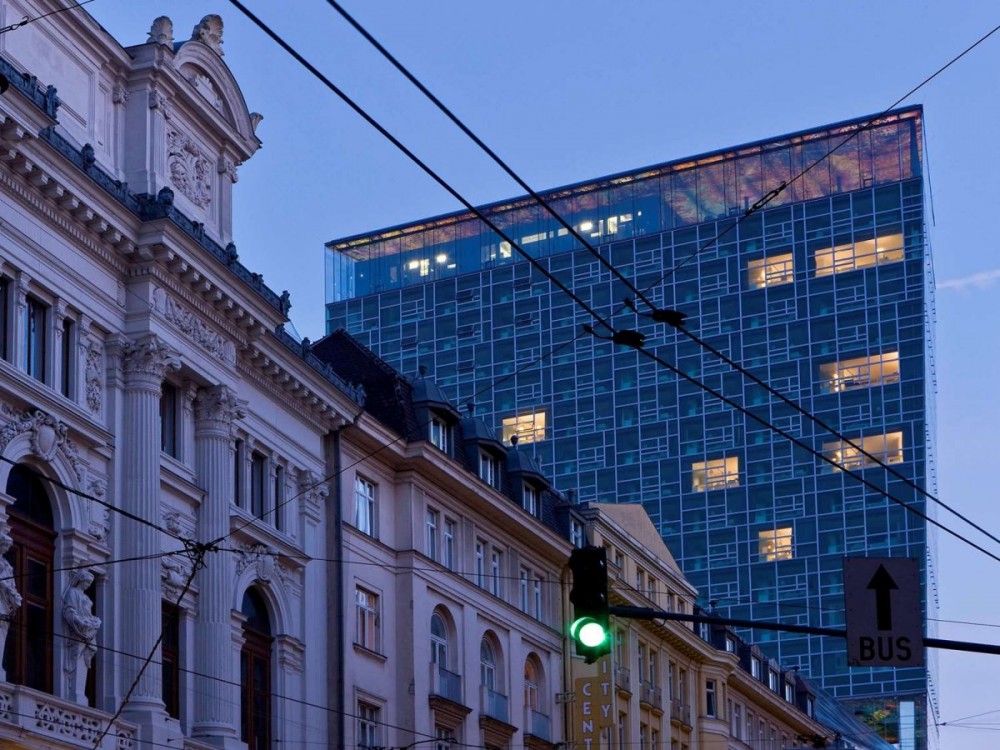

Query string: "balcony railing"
[[481, 686, 509, 723], [525, 708, 551, 740], [431, 664, 463, 704], [614, 666, 631, 692], [640, 682, 662, 709], [0, 682, 136, 749], [670, 699, 691, 727]]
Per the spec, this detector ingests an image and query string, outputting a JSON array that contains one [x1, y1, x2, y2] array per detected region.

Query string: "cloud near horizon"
[[936, 268, 1000, 292]]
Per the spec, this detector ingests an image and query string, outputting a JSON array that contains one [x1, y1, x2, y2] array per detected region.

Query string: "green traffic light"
[[571, 617, 609, 648]]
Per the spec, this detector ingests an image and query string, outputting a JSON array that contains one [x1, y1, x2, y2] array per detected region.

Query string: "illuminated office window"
[[820, 352, 900, 393], [814, 232, 904, 276], [406, 258, 431, 277], [502, 410, 547, 444], [691, 457, 739, 491], [824, 432, 904, 471], [758, 528, 793, 561], [747, 253, 794, 289]]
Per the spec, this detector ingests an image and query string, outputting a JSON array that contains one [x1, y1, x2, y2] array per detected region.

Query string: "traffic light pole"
[[610, 605, 1000, 656]]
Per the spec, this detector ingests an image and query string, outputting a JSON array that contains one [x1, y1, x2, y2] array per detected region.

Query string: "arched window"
[[479, 638, 496, 691], [241, 588, 272, 750], [431, 611, 448, 668], [3, 464, 55, 692], [524, 657, 540, 711]]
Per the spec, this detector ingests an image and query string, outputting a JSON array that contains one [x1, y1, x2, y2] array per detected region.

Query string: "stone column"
[[119, 334, 179, 709], [193, 385, 245, 741]]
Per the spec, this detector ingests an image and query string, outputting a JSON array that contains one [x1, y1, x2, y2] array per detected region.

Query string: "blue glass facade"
[[324, 108, 935, 747]]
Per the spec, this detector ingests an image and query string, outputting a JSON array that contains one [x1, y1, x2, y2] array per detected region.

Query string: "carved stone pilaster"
[[297, 469, 328, 524], [193, 385, 246, 437], [87, 478, 109, 542], [122, 335, 180, 392]]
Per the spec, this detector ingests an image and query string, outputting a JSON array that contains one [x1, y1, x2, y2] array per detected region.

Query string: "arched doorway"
[[4, 464, 55, 692], [240, 587, 273, 750]]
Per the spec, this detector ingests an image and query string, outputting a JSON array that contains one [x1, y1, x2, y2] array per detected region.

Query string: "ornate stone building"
[[0, 4, 901, 750], [0, 3, 361, 748]]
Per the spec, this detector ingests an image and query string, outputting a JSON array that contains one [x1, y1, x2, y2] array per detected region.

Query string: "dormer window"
[[479, 451, 501, 489], [523, 484, 539, 516], [430, 417, 451, 453]]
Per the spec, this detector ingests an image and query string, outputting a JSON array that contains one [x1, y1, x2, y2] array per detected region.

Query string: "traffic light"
[[569, 546, 611, 663]]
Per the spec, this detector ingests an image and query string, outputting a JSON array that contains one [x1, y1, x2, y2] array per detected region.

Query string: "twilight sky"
[[85, 1, 1000, 746]]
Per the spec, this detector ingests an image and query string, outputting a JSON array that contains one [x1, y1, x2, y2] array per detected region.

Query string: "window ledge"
[[353, 643, 387, 662]]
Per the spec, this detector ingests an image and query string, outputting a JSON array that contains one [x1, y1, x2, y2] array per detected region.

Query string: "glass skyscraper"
[[324, 107, 936, 748]]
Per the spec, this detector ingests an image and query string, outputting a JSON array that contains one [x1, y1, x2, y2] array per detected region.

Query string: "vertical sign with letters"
[[844, 557, 924, 667], [572, 658, 613, 750]]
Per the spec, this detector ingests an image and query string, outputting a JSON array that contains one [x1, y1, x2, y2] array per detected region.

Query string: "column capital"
[[194, 385, 247, 435], [122, 334, 180, 390]]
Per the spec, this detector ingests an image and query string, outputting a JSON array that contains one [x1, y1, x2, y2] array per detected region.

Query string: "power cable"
[[225, 0, 609, 332], [0, 548, 190, 585], [91, 539, 210, 749], [0, 0, 95, 35], [0, 454, 185, 541], [322, 0, 660, 313], [628, 343, 1000, 564], [641, 19, 1000, 291], [310, 1, 1000, 555]]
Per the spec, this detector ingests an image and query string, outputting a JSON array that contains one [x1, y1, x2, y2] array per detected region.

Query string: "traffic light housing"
[[569, 546, 611, 663]]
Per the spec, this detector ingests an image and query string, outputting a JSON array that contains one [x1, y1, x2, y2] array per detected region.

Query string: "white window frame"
[[355, 586, 381, 653], [355, 476, 377, 537], [426, 508, 439, 561]]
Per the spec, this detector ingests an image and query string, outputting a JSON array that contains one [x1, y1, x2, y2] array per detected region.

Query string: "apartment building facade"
[[324, 108, 936, 747]]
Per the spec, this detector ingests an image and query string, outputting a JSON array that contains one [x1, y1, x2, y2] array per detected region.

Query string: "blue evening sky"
[[85, 2, 1000, 746]]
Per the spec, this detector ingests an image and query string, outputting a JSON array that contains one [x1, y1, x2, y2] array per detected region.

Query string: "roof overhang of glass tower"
[[325, 107, 922, 303]]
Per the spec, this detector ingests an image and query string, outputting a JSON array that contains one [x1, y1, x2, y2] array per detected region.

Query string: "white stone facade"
[[0, 3, 360, 749]]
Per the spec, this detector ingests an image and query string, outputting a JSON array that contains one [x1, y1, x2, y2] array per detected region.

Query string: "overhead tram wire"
[[225, 0, 607, 332], [91, 541, 209, 749], [218, 0, 646, 548], [0, 454, 187, 542], [628, 342, 1000, 565], [639, 18, 1000, 290], [666, 322, 1000, 549], [220, 0, 1000, 571], [322, 0, 661, 314], [0, 0, 95, 35], [316, 4, 1000, 549]]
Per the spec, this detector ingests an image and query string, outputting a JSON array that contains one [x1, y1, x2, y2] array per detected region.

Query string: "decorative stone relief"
[[162, 553, 191, 600], [167, 128, 211, 209], [112, 84, 129, 105], [87, 478, 110, 541], [191, 14, 224, 56], [194, 385, 246, 432], [236, 543, 288, 588], [163, 510, 184, 537], [160, 292, 236, 365], [188, 70, 224, 112], [82, 335, 104, 415], [0, 529, 22, 682], [147, 16, 174, 46], [62, 570, 102, 705], [297, 469, 328, 521], [218, 156, 238, 183], [0, 407, 66, 459], [0, 406, 89, 483], [122, 335, 181, 386], [34, 699, 101, 742], [148, 90, 172, 120]]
